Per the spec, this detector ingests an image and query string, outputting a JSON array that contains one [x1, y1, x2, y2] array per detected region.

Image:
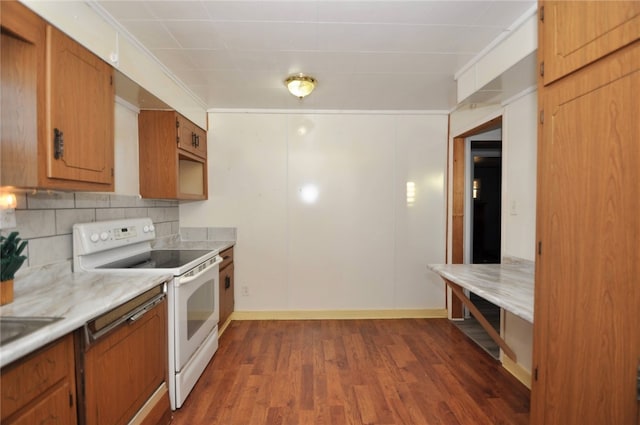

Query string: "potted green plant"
[[0, 231, 28, 305]]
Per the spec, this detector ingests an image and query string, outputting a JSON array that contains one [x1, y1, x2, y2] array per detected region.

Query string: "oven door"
[[173, 255, 222, 371]]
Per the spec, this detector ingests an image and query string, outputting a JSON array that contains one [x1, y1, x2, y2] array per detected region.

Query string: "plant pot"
[[0, 279, 14, 305]]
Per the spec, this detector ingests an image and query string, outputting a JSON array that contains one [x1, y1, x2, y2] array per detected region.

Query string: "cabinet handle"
[[54, 128, 64, 159], [195, 134, 199, 147], [191, 132, 196, 147], [225, 275, 231, 289]]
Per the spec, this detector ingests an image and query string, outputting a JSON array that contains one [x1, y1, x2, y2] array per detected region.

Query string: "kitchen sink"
[[0, 316, 63, 345]]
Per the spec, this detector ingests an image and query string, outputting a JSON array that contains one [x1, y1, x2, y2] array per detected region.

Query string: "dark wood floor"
[[171, 319, 530, 425]]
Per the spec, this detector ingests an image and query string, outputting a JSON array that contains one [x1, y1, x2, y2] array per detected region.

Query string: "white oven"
[[73, 218, 222, 410], [169, 253, 221, 407]]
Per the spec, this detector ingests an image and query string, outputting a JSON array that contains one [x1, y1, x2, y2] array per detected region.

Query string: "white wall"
[[114, 99, 140, 196], [448, 89, 537, 380], [180, 112, 449, 313], [502, 91, 538, 261], [501, 90, 537, 377]]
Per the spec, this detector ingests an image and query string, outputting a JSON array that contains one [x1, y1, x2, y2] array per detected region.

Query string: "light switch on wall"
[[510, 200, 518, 216], [0, 209, 17, 229]]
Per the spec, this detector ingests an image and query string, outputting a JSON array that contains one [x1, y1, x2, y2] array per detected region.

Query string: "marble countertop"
[[427, 259, 534, 323], [0, 262, 172, 368]]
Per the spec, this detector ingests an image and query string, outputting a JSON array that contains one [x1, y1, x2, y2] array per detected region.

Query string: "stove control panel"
[[73, 218, 156, 257]]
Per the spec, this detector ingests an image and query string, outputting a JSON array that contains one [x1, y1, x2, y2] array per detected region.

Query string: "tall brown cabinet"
[[532, 2, 639, 424]]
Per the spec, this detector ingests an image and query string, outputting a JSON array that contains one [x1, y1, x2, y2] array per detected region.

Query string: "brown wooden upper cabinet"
[[539, 1, 640, 85], [0, 0, 115, 191], [138, 111, 208, 200]]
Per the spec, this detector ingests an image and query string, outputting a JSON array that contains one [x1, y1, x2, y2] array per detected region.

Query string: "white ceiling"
[[95, 0, 536, 111]]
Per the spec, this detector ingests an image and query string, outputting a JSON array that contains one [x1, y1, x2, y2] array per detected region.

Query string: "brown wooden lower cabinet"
[[0, 334, 77, 425], [219, 247, 235, 327]]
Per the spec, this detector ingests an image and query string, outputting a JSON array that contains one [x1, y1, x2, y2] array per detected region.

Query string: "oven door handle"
[[175, 255, 223, 287]]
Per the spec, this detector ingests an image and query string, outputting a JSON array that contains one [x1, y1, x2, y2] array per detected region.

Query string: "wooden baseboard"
[[501, 354, 532, 389], [229, 309, 447, 321], [218, 316, 233, 337], [129, 383, 171, 425]]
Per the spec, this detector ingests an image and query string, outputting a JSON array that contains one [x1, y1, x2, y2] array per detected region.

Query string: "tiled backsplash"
[[3, 192, 179, 270], [180, 227, 236, 242]]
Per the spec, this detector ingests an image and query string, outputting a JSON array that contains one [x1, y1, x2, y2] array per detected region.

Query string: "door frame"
[[449, 116, 502, 319]]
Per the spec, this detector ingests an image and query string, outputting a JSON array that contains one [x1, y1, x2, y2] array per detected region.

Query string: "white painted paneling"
[[475, 14, 538, 91], [503, 311, 533, 374], [181, 113, 289, 311], [456, 9, 537, 104], [22, 0, 118, 66], [287, 114, 396, 310], [181, 112, 449, 312], [502, 91, 537, 261], [114, 100, 140, 196], [394, 116, 448, 309]]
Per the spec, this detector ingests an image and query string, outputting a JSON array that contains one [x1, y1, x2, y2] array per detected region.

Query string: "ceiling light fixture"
[[285, 74, 316, 99]]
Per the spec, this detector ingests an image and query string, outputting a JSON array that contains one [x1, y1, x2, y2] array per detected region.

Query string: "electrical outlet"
[[0, 209, 17, 229], [241, 286, 249, 296]]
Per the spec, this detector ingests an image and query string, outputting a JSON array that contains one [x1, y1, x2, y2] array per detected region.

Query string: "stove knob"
[[143, 225, 149, 233], [90, 233, 99, 243], [100, 232, 109, 241], [149, 224, 155, 232]]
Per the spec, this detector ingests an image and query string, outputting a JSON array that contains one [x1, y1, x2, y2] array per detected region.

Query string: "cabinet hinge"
[[538, 241, 542, 256], [539, 110, 544, 125], [176, 118, 180, 129], [539, 6, 544, 22], [69, 392, 74, 407], [110, 75, 113, 86], [534, 366, 539, 381], [540, 61, 544, 77], [636, 363, 639, 401]]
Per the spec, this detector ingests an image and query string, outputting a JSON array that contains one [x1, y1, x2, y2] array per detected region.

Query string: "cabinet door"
[[225, 263, 235, 323], [177, 115, 207, 159], [193, 124, 207, 159], [540, 0, 640, 85], [1, 334, 77, 425], [0, 0, 45, 188], [531, 42, 640, 424], [46, 26, 114, 187], [8, 383, 76, 425], [220, 262, 235, 326]]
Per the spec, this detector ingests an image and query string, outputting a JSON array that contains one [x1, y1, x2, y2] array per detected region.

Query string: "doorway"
[[450, 118, 503, 359], [471, 140, 502, 264]]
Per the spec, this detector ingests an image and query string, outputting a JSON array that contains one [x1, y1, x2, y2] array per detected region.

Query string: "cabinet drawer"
[[1, 334, 74, 421], [219, 247, 234, 270]]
